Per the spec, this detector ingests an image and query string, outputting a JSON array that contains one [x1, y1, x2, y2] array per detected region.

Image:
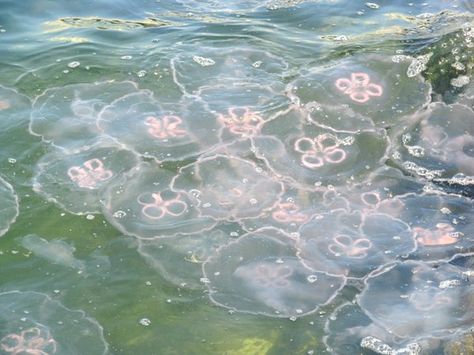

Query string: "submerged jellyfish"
[[20, 234, 86, 271], [324, 302, 434, 355], [0, 85, 31, 132], [203, 228, 345, 317], [288, 54, 431, 128], [253, 109, 389, 188], [0, 177, 19, 238], [1, 326, 57, 354], [171, 155, 284, 221], [376, 192, 474, 261], [30, 81, 140, 152], [338, 166, 424, 214], [137, 223, 243, 289], [0, 291, 109, 354], [97, 91, 221, 162], [358, 260, 474, 339], [102, 162, 216, 239], [33, 142, 138, 215], [170, 46, 288, 94], [393, 103, 474, 182], [297, 209, 416, 278], [240, 184, 330, 234]]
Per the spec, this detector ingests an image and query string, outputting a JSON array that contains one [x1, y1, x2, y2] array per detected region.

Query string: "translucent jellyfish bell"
[[358, 260, 474, 339], [0, 177, 19, 238], [394, 103, 474, 182], [288, 54, 431, 128], [0, 291, 109, 354], [340, 166, 423, 214], [324, 302, 433, 355], [254, 109, 389, 188], [240, 184, 328, 234], [203, 228, 345, 318], [137, 223, 244, 289], [30, 81, 140, 152], [171, 155, 284, 221], [297, 209, 416, 278], [33, 142, 139, 215], [197, 83, 290, 144], [102, 162, 216, 239], [377, 192, 474, 261], [97, 91, 221, 162], [170, 46, 288, 95]]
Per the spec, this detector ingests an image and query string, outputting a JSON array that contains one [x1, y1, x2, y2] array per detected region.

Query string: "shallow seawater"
[[0, 0, 473, 354]]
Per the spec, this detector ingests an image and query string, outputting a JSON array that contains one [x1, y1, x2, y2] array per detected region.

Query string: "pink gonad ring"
[[138, 192, 187, 220], [67, 158, 113, 189], [335, 72, 383, 103], [217, 107, 264, 137], [145, 115, 187, 140], [294, 134, 346, 169]]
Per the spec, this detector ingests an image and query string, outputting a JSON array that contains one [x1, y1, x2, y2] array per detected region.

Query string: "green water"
[[0, 0, 473, 354]]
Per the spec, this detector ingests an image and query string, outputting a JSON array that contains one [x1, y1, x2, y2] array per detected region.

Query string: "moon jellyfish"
[[102, 162, 216, 239], [0, 85, 31, 131], [137, 224, 243, 289], [297, 209, 416, 278], [0, 177, 19, 238], [170, 46, 288, 94], [324, 302, 431, 355], [20, 234, 86, 271], [378, 193, 474, 261], [254, 110, 388, 188], [288, 54, 431, 128], [341, 166, 423, 214], [33, 142, 138, 215], [197, 84, 290, 145], [0, 291, 109, 354], [393, 103, 474, 182], [172, 155, 284, 221], [358, 260, 474, 339], [240, 185, 326, 234], [97, 91, 221, 162], [203, 228, 345, 317], [30, 81, 139, 152]]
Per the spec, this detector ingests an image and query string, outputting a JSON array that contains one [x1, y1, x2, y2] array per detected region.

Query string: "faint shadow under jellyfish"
[[358, 260, 474, 339], [171, 154, 284, 221], [0, 290, 109, 354], [0, 176, 19, 238], [202, 227, 346, 318], [102, 161, 216, 239], [297, 209, 416, 278], [287, 53, 431, 129], [29, 81, 140, 153], [33, 140, 139, 215]]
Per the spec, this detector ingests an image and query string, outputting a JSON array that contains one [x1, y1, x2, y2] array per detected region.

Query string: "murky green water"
[[0, 1, 473, 354]]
